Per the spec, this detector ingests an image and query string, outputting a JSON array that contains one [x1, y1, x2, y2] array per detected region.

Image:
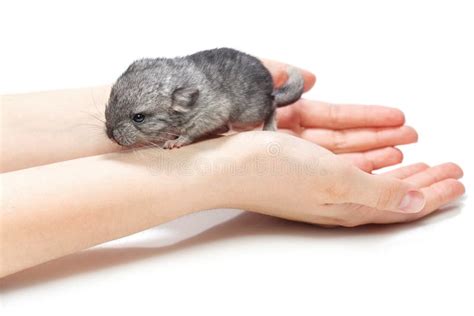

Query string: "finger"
[[359, 147, 404, 170], [277, 99, 405, 130], [416, 179, 465, 218], [336, 167, 425, 213], [404, 163, 464, 188], [339, 147, 404, 172], [338, 153, 373, 173], [260, 59, 316, 92], [371, 179, 465, 224], [300, 126, 418, 153], [381, 163, 430, 179]]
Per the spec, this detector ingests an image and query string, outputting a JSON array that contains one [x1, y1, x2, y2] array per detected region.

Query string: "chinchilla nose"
[[106, 127, 115, 140], [112, 129, 130, 146]]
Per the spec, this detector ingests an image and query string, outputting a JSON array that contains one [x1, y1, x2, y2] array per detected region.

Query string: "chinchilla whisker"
[[82, 110, 106, 124], [131, 147, 151, 164], [142, 140, 165, 150], [88, 87, 107, 118], [72, 123, 105, 130], [93, 116, 106, 124]]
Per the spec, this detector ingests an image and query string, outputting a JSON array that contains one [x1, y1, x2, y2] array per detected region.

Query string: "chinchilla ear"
[[171, 87, 199, 113]]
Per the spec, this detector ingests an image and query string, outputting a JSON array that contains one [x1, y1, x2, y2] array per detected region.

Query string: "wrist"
[[200, 132, 292, 211], [165, 132, 269, 212]]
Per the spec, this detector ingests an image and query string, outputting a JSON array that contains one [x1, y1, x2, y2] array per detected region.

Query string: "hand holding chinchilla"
[[105, 48, 305, 149]]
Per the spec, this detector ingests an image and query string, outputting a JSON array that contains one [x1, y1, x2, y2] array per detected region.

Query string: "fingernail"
[[398, 190, 426, 213]]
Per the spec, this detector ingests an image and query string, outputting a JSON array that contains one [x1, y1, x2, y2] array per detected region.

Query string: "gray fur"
[[105, 48, 304, 148]]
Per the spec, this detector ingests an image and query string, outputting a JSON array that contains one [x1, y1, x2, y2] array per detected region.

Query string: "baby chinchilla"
[[105, 47, 304, 149]]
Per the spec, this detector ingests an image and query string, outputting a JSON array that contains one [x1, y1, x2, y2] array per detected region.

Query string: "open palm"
[[263, 59, 418, 172]]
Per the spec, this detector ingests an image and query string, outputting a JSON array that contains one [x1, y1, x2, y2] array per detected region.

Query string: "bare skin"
[[0, 60, 465, 277]]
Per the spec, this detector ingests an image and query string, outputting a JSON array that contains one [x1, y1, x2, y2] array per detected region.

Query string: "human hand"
[[262, 59, 418, 172], [218, 132, 464, 227]]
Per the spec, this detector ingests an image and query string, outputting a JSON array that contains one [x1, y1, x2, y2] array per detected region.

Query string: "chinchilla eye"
[[132, 113, 145, 123]]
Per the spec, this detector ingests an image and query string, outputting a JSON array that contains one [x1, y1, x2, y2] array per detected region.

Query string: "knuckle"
[[322, 162, 358, 202], [331, 130, 348, 151], [328, 104, 342, 127], [322, 177, 351, 202], [431, 184, 445, 206]]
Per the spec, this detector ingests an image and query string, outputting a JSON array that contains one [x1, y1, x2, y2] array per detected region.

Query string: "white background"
[[1, 0, 472, 315]]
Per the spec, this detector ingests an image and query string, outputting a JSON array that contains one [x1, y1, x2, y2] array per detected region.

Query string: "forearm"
[[0, 60, 315, 173], [0, 143, 230, 277], [0, 131, 464, 276], [0, 86, 118, 172]]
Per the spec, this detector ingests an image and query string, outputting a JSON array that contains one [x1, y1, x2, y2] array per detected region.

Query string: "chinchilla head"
[[104, 58, 200, 146]]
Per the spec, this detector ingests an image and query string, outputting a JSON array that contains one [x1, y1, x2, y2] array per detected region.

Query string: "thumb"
[[343, 169, 426, 213]]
